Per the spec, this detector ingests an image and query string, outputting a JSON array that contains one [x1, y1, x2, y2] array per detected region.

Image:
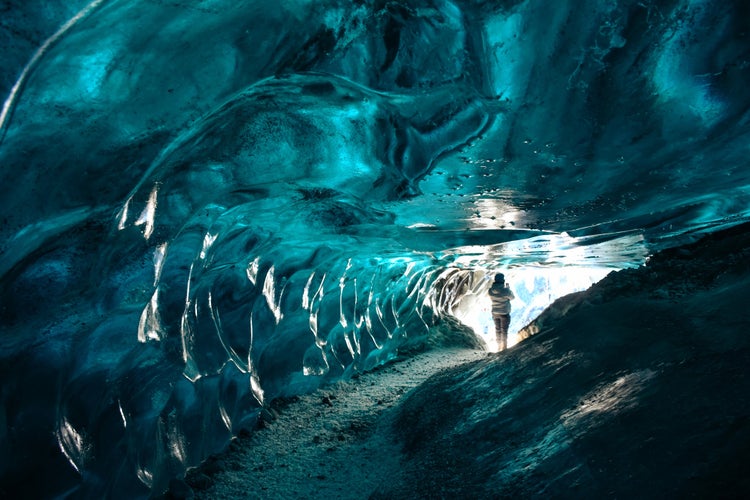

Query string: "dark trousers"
[[493, 314, 510, 351]]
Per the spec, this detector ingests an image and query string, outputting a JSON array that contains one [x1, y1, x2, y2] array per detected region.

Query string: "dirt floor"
[[182, 348, 488, 499]]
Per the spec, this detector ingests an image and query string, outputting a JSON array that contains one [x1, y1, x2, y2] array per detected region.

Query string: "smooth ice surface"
[[1, 0, 749, 497]]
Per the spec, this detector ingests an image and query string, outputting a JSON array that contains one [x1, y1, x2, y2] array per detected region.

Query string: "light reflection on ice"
[[470, 197, 525, 230], [56, 417, 86, 474], [442, 229, 648, 269], [135, 184, 159, 240], [138, 288, 163, 343], [262, 265, 283, 324], [153, 242, 168, 285]]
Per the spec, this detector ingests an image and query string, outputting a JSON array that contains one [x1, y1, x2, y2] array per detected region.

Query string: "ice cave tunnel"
[[1, 0, 749, 498]]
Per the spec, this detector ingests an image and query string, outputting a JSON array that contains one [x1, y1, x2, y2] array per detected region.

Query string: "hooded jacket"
[[489, 282, 515, 315]]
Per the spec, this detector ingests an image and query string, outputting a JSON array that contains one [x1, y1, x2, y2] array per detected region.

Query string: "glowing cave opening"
[[445, 267, 614, 352]]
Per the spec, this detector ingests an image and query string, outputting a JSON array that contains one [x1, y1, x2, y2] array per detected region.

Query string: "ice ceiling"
[[1, 0, 749, 497]]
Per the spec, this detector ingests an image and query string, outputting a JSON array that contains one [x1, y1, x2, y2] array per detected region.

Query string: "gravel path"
[[189, 348, 488, 499]]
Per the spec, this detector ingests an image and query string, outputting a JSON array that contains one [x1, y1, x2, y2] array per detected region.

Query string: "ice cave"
[[1, 0, 749, 498]]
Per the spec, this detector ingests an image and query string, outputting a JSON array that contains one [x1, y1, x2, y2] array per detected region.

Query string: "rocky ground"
[[379, 223, 750, 498], [176, 348, 487, 499]]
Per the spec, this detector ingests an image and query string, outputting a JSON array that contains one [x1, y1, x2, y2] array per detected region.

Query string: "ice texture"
[[1, 0, 749, 497]]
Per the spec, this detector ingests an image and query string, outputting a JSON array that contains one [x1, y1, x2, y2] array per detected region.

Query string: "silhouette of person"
[[488, 273, 515, 351]]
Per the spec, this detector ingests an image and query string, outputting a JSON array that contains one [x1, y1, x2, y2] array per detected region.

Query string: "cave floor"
[[184, 348, 488, 499]]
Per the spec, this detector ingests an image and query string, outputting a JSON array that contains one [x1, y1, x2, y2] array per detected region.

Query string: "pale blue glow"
[[0, 0, 107, 143], [76, 49, 115, 97], [485, 12, 525, 101], [651, 1, 727, 126]]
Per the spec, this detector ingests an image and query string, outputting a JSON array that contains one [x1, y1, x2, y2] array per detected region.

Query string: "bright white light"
[[451, 267, 613, 352], [471, 197, 524, 230], [442, 230, 647, 269]]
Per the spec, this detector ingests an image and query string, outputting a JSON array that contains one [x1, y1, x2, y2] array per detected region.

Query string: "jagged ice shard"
[[1, 0, 749, 497]]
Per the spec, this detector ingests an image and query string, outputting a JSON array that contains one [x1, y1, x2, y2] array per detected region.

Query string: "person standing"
[[489, 273, 515, 351]]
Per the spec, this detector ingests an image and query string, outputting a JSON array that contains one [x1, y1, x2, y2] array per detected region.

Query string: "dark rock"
[[166, 478, 194, 499], [185, 472, 213, 491]]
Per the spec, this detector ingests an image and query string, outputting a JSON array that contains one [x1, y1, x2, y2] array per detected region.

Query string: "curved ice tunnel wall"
[[12, 246, 494, 496], [40, 230, 604, 496]]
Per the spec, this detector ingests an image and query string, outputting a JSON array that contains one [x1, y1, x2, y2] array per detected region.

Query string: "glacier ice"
[[1, 0, 749, 497]]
